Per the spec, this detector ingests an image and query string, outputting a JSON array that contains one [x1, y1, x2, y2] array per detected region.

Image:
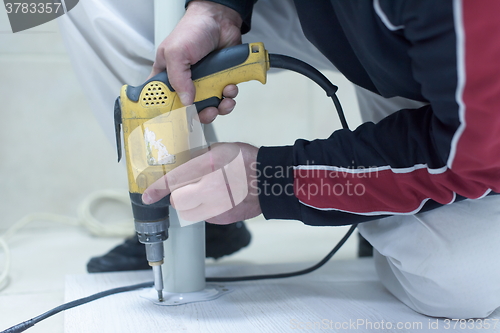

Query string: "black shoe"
[[205, 221, 251, 259], [87, 221, 251, 273], [87, 236, 150, 273], [358, 233, 373, 257]]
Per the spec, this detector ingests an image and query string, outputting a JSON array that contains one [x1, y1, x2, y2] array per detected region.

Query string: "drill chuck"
[[134, 220, 169, 244], [144, 240, 166, 263], [129, 189, 170, 301]]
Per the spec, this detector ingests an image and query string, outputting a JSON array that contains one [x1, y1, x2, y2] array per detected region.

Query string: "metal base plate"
[[140, 284, 233, 306]]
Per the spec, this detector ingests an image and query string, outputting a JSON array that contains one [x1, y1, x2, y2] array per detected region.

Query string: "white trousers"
[[356, 87, 500, 319], [58, 0, 500, 319]]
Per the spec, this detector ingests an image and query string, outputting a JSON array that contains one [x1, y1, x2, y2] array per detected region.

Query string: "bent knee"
[[375, 251, 500, 319], [412, 292, 498, 319]]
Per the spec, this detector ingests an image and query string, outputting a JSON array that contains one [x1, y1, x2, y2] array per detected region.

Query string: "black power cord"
[[1, 53, 356, 333], [207, 223, 357, 282], [1, 282, 154, 333], [269, 53, 349, 130]]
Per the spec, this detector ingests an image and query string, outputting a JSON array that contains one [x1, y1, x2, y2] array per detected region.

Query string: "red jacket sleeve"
[[257, 0, 500, 226]]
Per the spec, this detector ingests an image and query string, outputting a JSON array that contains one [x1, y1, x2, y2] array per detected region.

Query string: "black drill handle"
[[124, 43, 252, 104]]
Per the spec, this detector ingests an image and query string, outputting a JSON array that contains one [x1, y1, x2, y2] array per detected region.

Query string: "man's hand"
[[150, 1, 243, 123], [142, 143, 261, 225]]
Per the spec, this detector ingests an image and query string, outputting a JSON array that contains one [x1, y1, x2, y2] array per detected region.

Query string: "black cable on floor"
[[207, 224, 357, 282], [1, 282, 154, 333]]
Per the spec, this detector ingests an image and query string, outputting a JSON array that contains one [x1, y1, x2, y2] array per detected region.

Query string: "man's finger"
[[175, 191, 233, 222], [165, 49, 197, 106], [198, 107, 219, 123], [170, 168, 231, 211], [222, 84, 238, 98], [142, 144, 241, 205], [218, 98, 236, 116], [147, 46, 168, 80], [142, 150, 215, 204], [170, 183, 203, 211], [177, 203, 226, 222]]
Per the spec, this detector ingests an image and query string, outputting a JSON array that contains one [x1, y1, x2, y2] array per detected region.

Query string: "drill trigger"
[[193, 96, 221, 113]]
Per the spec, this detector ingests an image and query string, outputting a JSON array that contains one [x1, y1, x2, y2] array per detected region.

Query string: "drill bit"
[[152, 264, 164, 302]]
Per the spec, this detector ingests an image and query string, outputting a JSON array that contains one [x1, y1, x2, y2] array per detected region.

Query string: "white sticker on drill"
[[140, 284, 233, 306], [144, 127, 175, 165], [128, 105, 208, 186]]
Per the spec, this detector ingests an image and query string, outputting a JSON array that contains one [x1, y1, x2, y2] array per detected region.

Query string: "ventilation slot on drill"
[[142, 83, 167, 107]]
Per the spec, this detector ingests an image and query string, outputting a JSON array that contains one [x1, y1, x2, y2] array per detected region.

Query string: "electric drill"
[[113, 42, 270, 301]]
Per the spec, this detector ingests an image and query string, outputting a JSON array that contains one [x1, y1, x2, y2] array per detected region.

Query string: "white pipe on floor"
[[154, 0, 206, 293]]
